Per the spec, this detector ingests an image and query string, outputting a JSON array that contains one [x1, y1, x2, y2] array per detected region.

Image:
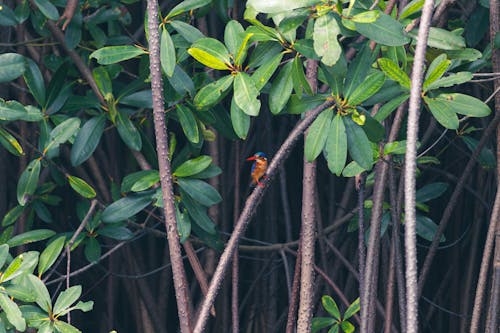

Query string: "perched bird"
[[246, 152, 268, 188]]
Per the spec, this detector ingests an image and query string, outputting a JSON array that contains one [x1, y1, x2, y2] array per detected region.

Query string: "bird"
[[246, 152, 268, 188]]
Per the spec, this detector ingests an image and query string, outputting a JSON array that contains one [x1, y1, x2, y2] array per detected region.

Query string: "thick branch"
[[404, 2, 435, 333], [145, 0, 192, 331]]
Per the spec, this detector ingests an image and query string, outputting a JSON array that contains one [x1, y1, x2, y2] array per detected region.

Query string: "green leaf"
[[53, 320, 81, 333], [247, 0, 317, 13], [116, 110, 142, 151], [27, 275, 52, 311], [343, 297, 360, 319], [167, 65, 195, 97], [230, 97, 251, 139], [325, 114, 348, 176], [67, 175, 96, 198], [251, 52, 283, 91], [194, 75, 234, 110], [344, 44, 373, 98], [322, 295, 340, 320], [2, 205, 25, 227], [340, 321, 355, 333], [287, 94, 327, 115], [130, 171, 159, 192], [101, 193, 152, 223], [416, 215, 445, 242], [70, 115, 106, 166], [269, 61, 293, 114], [0, 4, 18, 26], [0, 244, 9, 270], [305, 109, 334, 162], [160, 27, 176, 77], [319, 57, 347, 97], [176, 104, 199, 144], [0, 53, 25, 83], [0, 293, 26, 331], [7, 229, 55, 247], [399, 0, 424, 20], [423, 95, 459, 129], [32, 0, 59, 20], [45, 117, 81, 153], [90, 46, 147, 65], [17, 159, 41, 206], [166, 0, 211, 19], [53, 285, 81, 315], [233, 72, 261, 116], [99, 226, 134, 240], [2, 251, 38, 284], [180, 189, 216, 235], [291, 56, 313, 96], [383, 140, 407, 155], [350, 10, 380, 23], [347, 71, 385, 105], [224, 20, 245, 58], [344, 117, 373, 170], [424, 27, 466, 50], [23, 58, 46, 105], [84, 237, 101, 263], [355, 13, 411, 46], [173, 155, 212, 177], [170, 20, 205, 43], [177, 178, 222, 207], [377, 58, 410, 89], [92, 66, 112, 97], [0, 127, 24, 156], [438, 93, 491, 117], [188, 38, 231, 70], [0, 99, 28, 121], [416, 183, 448, 203], [121, 170, 159, 193], [119, 90, 153, 108], [38, 235, 66, 276], [362, 111, 385, 142], [423, 54, 450, 89], [425, 72, 473, 91], [312, 317, 336, 333], [313, 13, 341, 66], [374, 93, 409, 122], [175, 204, 191, 243]]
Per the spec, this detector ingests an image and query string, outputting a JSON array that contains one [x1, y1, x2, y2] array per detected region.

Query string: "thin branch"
[[145, 0, 192, 330], [193, 99, 335, 333], [404, 2, 435, 333]]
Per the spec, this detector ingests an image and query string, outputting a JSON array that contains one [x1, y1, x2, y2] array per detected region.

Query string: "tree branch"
[[145, 0, 192, 331], [404, 2, 435, 333]]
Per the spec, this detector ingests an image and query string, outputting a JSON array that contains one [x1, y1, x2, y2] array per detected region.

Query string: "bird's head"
[[246, 152, 267, 161]]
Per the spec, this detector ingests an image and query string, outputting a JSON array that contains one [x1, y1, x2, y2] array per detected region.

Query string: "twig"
[[404, 2, 435, 333], [145, 0, 192, 330], [193, 99, 335, 333], [43, 200, 98, 283]]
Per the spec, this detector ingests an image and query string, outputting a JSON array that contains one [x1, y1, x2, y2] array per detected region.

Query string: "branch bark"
[[404, 2, 435, 333], [145, 1, 192, 331]]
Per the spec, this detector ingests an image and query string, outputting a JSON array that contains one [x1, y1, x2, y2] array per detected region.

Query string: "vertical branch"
[[357, 173, 366, 323], [471, 1, 500, 331], [404, 2, 434, 333], [286, 244, 302, 333], [144, 2, 192, 332], [296, 59, 319, 333]]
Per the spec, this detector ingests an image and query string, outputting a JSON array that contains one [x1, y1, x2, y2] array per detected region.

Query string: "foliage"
[[312, 296, 360, 333], [0, 0, 496, 331]]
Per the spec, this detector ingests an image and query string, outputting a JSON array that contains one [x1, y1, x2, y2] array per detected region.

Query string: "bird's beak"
[[246, 156, 257, 161]]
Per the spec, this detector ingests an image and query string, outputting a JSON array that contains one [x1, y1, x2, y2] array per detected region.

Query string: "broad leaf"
[[313, 13, 341, 66], [23, 58, 46, 105], [344, 117, 373, 170], [176, 104, 199, 144], [305, 109, 334, 162], [166, 0, 212, 19], [355, 13, 411, 46], [116, 110, 142, 151], [425, 72, 473, 91], [247, 0, 317, 13], [347, 71, 385, 105], [70, 115, 106, 166], [269, 61, 293, 114], [424, 95, 459, 129], [90, 46, 147, 65], [230, 98, 251, 139], [188, 38, 231, 70], [177, 178, 222, 207], [160, 27, 176, 77], [377, 58, 410, 89], [322, 295, 340, 320], [101, 193, 152, 223], [38, 236, 66, 276], [17, 159, 41, 206], [325, 114, 347, 176], [173, 155, 212, 178], [194, 75, 234, 109], [0, 293, 26, 331], [234, 72, 261, 116], [0, 53, 25, 83], [33, 0, 59, 20], [423, 54, 450, 89], [7, 229, 55, 247], [67, 175, 96, 198], [53, 286, 81, 315]]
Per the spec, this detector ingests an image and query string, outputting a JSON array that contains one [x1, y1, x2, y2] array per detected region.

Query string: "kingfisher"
[[246, 152, 268, 188]]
